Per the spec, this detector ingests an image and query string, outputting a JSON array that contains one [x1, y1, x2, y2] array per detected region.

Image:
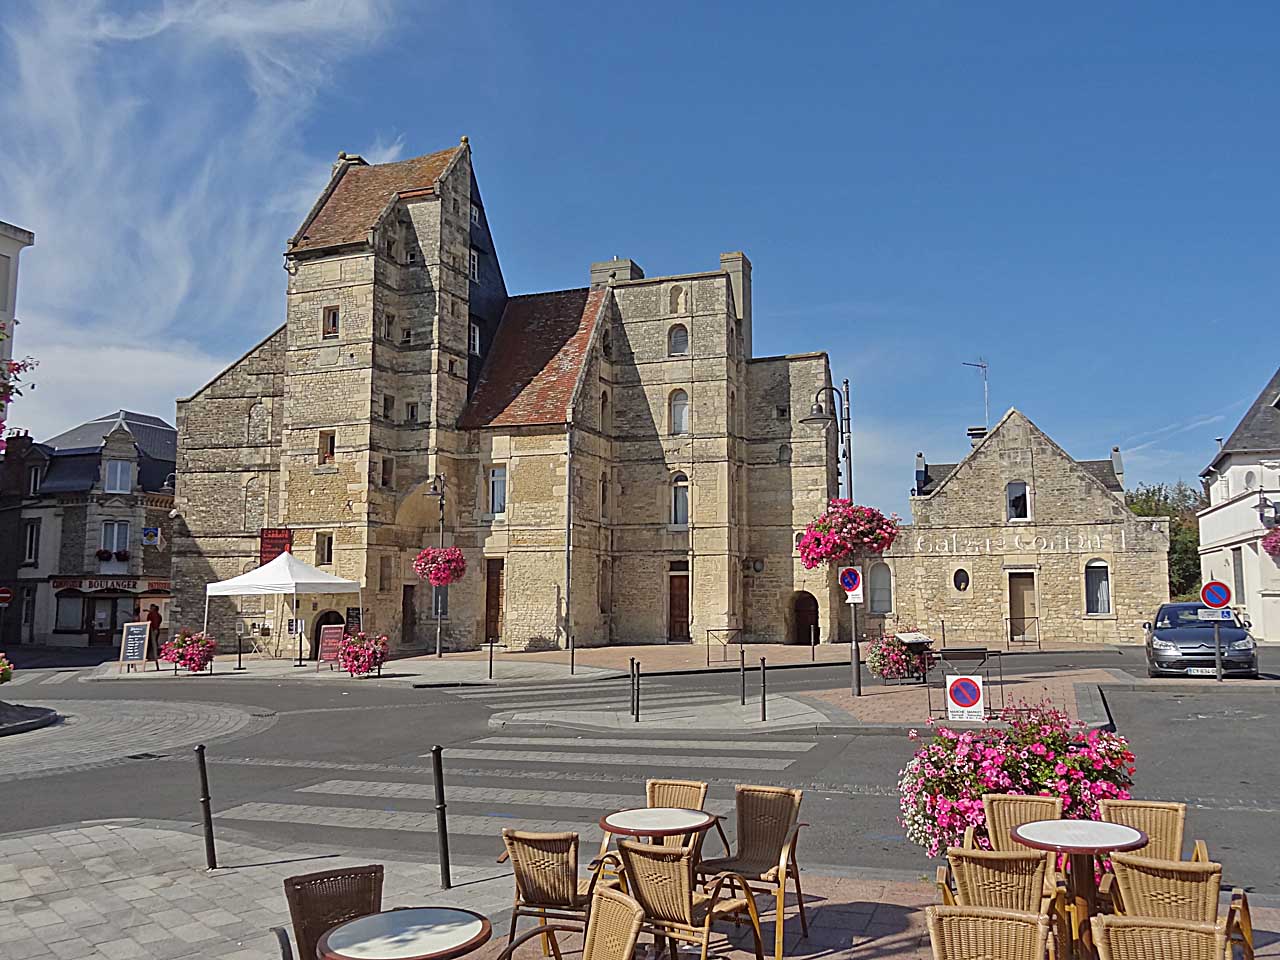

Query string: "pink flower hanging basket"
[[798, 499, 900, 569], [413, 546, 467, 586], [1263, 527, 1280, 558]]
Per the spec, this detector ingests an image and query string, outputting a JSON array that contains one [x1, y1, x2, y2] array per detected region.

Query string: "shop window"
[[318, 430, 336, 464], [953, 568, 970, 592], [671, 473, 690, 526], [316, 532, 334, 566], [56, 595, 83, 631], [869, 561, 892, 613], [489, 466, 507, 515], [23, 519, 40, 564], [322, 305, 339, 339], [104, 460, 132, 493], [1085, 559, 1111, 614], [1006, 481, 1030, 521], [669, 389, 690, 435], [668, 324, 689, 356]]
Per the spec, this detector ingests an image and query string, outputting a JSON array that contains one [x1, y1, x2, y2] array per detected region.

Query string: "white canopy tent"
[[203, 551, 362, 656]]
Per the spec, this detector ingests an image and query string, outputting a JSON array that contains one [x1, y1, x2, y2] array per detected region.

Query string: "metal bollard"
[[629, 658, 637, 716], [760, 657, 767, 722], [194, 745, 218, 870], [739, 645, 746, 706], [235, 633, 246, 671], [810, 624, 816, 661], [431, 745, 452, 889], [634, 663, 641, 723], [570, 636, 575, 675], [1214, 622, 1224, 683], [852, 634, 863, 698], [488, 640, 494, 680]]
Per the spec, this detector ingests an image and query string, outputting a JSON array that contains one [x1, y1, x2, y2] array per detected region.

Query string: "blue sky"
[[3, 1, 1277, 515]]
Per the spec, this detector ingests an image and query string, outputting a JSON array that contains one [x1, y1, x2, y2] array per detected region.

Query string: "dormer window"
[[104, 460, 132, 494], [469, 248, 480, 281], [26, 465, 41, 496]]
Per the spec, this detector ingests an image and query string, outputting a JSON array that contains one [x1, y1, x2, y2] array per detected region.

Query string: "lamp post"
[[800, 377, 861, 696], [426, 474, 447, 659]]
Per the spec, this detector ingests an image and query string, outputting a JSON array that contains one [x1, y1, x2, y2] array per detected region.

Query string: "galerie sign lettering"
[[912, 528, 1129, 557]]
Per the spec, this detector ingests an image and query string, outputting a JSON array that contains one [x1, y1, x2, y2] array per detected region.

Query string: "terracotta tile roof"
[[460, 287, 608, 429], [290, 146, 461, 252]]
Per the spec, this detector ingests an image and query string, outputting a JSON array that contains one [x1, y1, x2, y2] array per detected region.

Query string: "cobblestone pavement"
[[0, 700, 276, 783]]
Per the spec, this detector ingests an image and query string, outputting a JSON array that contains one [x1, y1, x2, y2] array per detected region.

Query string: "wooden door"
[[668, 575, 690, 642], [401, 585, 416, 647], [485, 559, 505, 642], [1008, 573, 1037, 640], [793, 591, 820, 645]]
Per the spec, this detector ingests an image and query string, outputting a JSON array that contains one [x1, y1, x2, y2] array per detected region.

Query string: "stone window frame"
[[667, 323, 690, 357], [318, 430, 336, 465], [316, 531, 334, 566], [868, 561, 893, 614], [670, 472, 690, 528], [101, 519, 130, 553], [380, 456, 395, 489], [322, 305, 340, 340], [1006, 480, 1031, 522], [600, 390, 610, 432], [951, 566, 971, 595], [487, 464, 508, 518], [406, 402, 419, 424], [104, 459, 132, 494], [400, 325, 413, 346], [380, 312, 396, 341], [1083, 557, 1114, 618], [668, 388, 690, 436], [382, 394, 396, 420], [600, 470, 609, 521]]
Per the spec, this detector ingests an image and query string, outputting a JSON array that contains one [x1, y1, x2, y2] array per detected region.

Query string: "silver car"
[[1143, 602, 1258, 678]]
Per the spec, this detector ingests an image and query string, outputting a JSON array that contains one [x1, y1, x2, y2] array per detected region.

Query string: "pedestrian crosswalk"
[[445, 677, 740, 713], [4, 669, 81, 686], [214, 732, 819, 853]]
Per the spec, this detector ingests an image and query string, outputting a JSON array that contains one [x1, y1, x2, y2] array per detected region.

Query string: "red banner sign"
[[260, 528, 293, 566]]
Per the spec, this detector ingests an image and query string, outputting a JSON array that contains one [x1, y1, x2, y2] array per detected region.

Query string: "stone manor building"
[[171, 139, 841, 654], [864, 411, 1170, 645]]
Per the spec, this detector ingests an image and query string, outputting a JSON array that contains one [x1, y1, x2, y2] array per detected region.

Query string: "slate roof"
[[1079, 459, 1124, 492], [38, 453, 100, 494], [459, 287, 608, 429], [43, 411, 176, 461], [1202, 365, 1280, 475], [289, 147, 461, 253], [917, 463, 957, 495]]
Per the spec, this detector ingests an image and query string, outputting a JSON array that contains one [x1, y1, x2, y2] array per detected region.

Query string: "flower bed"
[[898, 700, 1135, 857], [338, 632, 390, 677], [0, 652, 12, 684], [798, 500, 899, 569], [160, 630, 217, 673], [413, 546, 467, 586], [866, 633, 930, 680]]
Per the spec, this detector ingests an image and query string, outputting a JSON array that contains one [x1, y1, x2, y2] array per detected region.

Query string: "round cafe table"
[[1012, 819, 1147, 959], [600, 807, 717, 841], [316, 907, 492, 960]]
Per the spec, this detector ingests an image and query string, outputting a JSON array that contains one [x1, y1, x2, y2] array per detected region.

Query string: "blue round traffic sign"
[[949, 678, 981, 709], [839, 568, 861, 592], [1201, 581, 1231, 609]]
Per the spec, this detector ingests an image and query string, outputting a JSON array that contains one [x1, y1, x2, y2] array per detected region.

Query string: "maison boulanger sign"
[[908, 528, 1134, 556], [50, 577, 172, 593]]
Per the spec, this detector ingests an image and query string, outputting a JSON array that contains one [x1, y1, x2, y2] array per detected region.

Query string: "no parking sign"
[[838, 566, 863, 604], [946, 675, 985, 722]]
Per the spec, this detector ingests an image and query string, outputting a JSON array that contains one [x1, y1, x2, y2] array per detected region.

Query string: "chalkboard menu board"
[[318, 624, 344, 664], [345, 606, 362, 633], [119, 621, 150, 672]]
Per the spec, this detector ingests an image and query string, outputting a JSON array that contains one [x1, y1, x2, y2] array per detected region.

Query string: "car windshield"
[[1156, 605, 1220, 628]]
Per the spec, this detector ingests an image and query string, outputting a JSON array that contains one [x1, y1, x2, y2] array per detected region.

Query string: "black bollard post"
[[634, 662, 641, 723], [431, 745, 452, 889], [294, 626, 305, 668], [488, 640, 494, 680], [760, 658, 767, 722], [630, 658, 636, 717], [194, 744, 218, 870], [1214, 621, 1223, 683], [570, 635, 575, 675], [234, 632, 246, 671], [739, 645, 746, 706], [810, 624, 816, 660]]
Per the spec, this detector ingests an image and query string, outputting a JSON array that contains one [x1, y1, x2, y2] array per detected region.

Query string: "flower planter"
[[798, 499, 899, 569], [413, 546, 466, 587], [113, 550, 130, 562], [1263, 528, 1280, 559], [95, 549, 114, 561], [337, 632, 390, 677], [160, 630, 217, 673], [0, 653, 13, 684]]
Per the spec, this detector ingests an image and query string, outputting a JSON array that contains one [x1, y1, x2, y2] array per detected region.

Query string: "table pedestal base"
[[1067, 852, 1098, 960]]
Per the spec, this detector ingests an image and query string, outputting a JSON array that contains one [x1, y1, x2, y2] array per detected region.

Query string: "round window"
[[953, 569, 970, 592]]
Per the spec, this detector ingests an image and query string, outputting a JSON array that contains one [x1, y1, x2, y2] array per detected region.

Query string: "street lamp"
[[425, 474, 447, 658], [799, 377, 861, 695]]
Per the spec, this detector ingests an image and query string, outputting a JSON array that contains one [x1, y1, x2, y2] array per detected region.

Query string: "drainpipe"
[[564, 422, 574, 651]]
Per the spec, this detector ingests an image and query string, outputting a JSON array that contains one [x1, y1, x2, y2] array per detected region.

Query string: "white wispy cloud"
[[0, 0, 398, 439]]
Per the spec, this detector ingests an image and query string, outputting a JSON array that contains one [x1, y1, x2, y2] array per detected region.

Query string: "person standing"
[[146, 604, 163, 655]]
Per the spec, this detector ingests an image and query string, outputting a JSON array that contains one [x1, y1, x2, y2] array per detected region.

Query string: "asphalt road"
[[2, 646, 1276, 895]]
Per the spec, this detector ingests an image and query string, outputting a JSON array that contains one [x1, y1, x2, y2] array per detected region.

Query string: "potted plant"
[[866, 634, 913, 680], [114, 550, 130, 562], [798, 499, 899, 569], [95, 548, 114, 561], [897, 700, 1136, 856], [0, 652, 12, 684], [337, 632, 390, 677], [160, 629, 217, 673], [413, 545, 467, 586]]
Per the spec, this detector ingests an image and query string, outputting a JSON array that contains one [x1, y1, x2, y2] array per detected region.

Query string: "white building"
[[0, 220, 35, 394], [1198, 366, 1280, 641]]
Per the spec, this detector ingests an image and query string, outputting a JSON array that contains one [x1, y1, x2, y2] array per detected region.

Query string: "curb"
[[0, 704, 60, 737]]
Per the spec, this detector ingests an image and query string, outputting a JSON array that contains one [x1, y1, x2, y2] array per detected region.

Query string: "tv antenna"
[[962, 358, 990, 428]]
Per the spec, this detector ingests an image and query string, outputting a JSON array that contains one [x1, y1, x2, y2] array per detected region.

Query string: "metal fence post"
[[194, 745, 218, 870], [760, 657, 767, 722], [431, 745, 452, 889]]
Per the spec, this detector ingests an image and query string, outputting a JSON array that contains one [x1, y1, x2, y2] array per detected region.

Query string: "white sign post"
[[946, 675, 985, 722]]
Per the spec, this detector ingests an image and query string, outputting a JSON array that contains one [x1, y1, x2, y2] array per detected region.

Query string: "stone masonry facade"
[[171, 140, 841, 653]]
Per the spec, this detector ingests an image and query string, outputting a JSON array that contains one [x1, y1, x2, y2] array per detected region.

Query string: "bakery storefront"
[[47, 576, 171, 647]]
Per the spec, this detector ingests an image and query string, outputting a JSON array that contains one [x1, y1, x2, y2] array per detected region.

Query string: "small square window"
[[316, 532, 334, 566], [318, 430, 336, 464], [469, 323, 481, 355], [406, 248, 418, 264], [406, 402, 419, 424], [382, 395, 395, 419], [322, 306, 340, 339], [775, 405, 789, 420], [400, 327, 413, 345], [469, 248, 480, 282]]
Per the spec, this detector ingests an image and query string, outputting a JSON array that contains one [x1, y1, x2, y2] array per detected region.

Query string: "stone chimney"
[[1111, 446, 1125, 488], [720, 251, 753, 356], [914, 452, 926, 495], [332, 151, 368, 175], [590, 257, 645, 288], [966, 426, 988, 448]]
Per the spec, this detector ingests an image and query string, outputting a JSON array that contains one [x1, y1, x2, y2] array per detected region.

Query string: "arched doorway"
[[311, 610, 345, 659], [790, 591, 819, 645]]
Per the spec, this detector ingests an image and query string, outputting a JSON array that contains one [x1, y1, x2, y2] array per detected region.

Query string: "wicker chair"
[[646, 779, 726, 852], [503, 829, 615, 953], [936, 847, 1068, 959], [618, 839, 764, 960], [1107, 852, 1253, 959], [966, 793, 1063, 851], [696, 785, 805, 960], [496, 887, 646, 960], [271, 864, 383, 960], [1091, 915, 1229, 960], [1099, 799, 1209, 862], [925, 905, 1050, 960]]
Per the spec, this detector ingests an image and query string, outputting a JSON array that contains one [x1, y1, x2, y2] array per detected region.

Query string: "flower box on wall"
[[114, 550, 130, 562], [95, 548, 114, 561]]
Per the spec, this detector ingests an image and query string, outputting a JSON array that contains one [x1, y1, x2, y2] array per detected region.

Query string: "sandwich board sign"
[[118, 621, 151, 673], [317, 624, 344, 669], [946, 675, 985, 722], [838, 566, 863, 604]]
